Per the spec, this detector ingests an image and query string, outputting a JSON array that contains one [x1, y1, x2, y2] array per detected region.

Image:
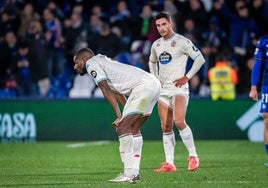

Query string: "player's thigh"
[[158, 100, 173, 128], [173, 94, 188, 122]]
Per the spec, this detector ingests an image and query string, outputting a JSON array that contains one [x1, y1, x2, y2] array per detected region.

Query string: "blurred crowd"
[[0, 0, 268, 99]]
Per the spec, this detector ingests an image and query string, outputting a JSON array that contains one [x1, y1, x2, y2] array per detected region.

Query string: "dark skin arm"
[[112, 92, 127, 127], [113, 92, 127, 106], [98, 80, 122, 127]]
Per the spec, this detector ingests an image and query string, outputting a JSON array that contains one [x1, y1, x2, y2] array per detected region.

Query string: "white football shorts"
[[159, 85, 189, 109], [122, 75, 161, 118]]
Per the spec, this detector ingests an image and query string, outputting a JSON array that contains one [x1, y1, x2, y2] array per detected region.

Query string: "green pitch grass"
[[0, 140, 267, 188]]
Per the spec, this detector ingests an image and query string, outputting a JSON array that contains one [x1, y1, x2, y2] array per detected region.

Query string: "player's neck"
[[163, 31, 175, 40]]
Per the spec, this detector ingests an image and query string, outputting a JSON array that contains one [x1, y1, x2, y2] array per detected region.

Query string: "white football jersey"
[[149, 33, 203, 92], [86, 54, 152, 95]]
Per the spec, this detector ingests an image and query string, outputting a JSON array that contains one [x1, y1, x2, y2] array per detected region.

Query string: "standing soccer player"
[[149, 11, 205, 172], [249, 34, 268, 167], [73, 48, 161, 182]]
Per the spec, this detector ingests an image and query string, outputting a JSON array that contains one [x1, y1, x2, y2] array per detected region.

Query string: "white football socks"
[[163, 131, 175, 165], [119, 134, 134, 177], [179, 126, 198, 157], [132, 134, 143, 175]]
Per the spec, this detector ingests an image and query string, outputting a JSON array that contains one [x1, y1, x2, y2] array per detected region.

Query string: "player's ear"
[[81, 56, 87, 64], [170, 20, 173, 28]]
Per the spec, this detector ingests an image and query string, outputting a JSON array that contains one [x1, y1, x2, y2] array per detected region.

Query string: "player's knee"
[[173, 119, 186, 129], [117, 124, 132, 135], [161, 124, 173, 132]]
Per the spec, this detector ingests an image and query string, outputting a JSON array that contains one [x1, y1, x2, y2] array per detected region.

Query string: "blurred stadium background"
[[1, 0, 267, 142]]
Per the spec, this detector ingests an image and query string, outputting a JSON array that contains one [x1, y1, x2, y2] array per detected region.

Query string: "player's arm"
[[113, 92, 127, 106], [149, 61, 159, 78], [249, 38, 265, 101], [173, 54, 205, 87], [185, 54, 205, 79], [98, 80, 122, 126], [148, 43, 159, 78], [249, 58, 262, 101], [173, 39, 205, 87]]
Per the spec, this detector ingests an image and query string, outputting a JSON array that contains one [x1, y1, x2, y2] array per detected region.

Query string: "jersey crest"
[[171, 40, 176, 47], [159, 51, 172, 65]]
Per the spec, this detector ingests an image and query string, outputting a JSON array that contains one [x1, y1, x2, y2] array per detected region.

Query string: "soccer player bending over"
[[149, 11, 205, 172], [73, 48, 161, 182], [249, 34, 268, 167]]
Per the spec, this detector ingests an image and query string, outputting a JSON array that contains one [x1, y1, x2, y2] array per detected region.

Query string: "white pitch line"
[[67, 142, 86, 148], [67, 140, 111, 148]]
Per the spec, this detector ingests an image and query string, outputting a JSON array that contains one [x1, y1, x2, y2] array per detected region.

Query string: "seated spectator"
[[0, 11, 18, 41], [88, 14, 103, 35], [181, 17, 203, 47], [109, 0, 132, 51], [62, 10, 91, 78], [132, 4, 159, 43], [0, 31, 18, 89], [12, 2, 41, 38], [47, 0, 65, 21], [130, 4, 159, 71], [249, 0, 268, 36], [42, 8, 66, 78], [89, 22, 121, 59], [10, 42, 36, 97], [178, 0, 208, 33], [90, 4, 110, 22]]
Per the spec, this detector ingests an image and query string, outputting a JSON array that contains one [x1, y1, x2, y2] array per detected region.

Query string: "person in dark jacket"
[[24, 19, 50, 97]]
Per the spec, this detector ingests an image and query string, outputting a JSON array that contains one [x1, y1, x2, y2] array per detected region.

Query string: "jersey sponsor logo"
[[159, 51, 172, 64], [90, 70, 97, 78], [171, 40, 176, 47]]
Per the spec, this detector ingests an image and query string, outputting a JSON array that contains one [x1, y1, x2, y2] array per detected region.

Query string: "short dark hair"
[[74, 48, 95, 60], [155, 11, 172, 22]]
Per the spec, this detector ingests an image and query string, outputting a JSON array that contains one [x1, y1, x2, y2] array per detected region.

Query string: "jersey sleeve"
[[251, 39, 265, 86], [182, 38, 205, 79], [149, 42, 158, 63], [86, 59, 106, 86], [183, 38, 202, 60]]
